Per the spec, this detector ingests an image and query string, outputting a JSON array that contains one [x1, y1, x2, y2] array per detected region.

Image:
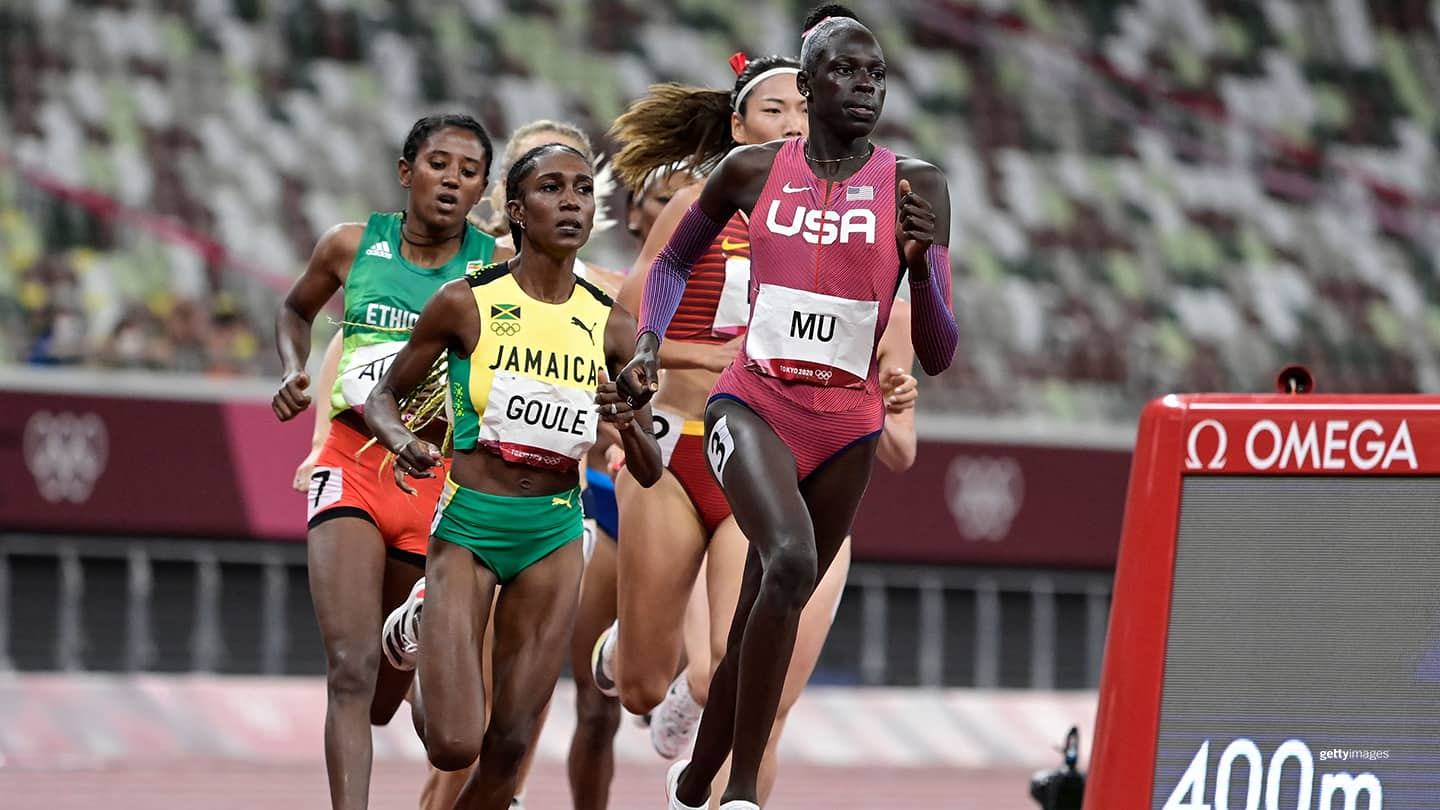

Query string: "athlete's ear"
[[731, 110, 746, 146], [795, 70, 811, 100], [505, 197, 524, 233], [397, 158, 412, 189]]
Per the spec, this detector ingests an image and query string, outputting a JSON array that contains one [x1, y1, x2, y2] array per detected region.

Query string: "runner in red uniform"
[[620, 14, 958, 809]]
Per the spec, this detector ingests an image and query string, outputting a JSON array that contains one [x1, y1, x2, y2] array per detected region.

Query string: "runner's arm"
[[273, 223, 362, 420], [897, 162, 958, 376], [876, 299, 917, 472], [365, 280, 477, 488], [603, 305, 662, 487]]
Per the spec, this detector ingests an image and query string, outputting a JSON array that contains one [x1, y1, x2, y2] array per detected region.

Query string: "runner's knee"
[[618, 674, 670, 716], [762, 535, 818, 610], [574, 685, 621, 736], [478, 720, 534, 776], [427, 731, 482, 772], [325, 644, 380, 700]]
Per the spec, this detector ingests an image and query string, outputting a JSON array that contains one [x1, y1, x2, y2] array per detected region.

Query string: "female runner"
[[272, 113, 496, 810], [566, 163, 700, 810], [387, 117, 621, 810], [619, 15, 958, 809], [366, 143, 662, 809]]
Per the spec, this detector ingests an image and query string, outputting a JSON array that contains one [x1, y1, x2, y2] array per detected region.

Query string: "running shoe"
[[650, 674, 703, 759], [719, 803, 760, 810], [666, 759, 707, 810], [591, 620, 619, 697], [510, 795, 524, 809], [382, 577, 426, 671]]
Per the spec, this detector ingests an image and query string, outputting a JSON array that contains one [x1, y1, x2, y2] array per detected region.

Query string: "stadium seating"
[[3, 0, 1438, 420]]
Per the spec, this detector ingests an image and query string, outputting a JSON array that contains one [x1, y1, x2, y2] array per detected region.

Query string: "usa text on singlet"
[[739, 138, 900, 389], [330, 212, 496, 417], [449, 264, 614, 471]]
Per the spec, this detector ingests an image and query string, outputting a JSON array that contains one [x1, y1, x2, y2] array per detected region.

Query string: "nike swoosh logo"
[[720, 237, 749, 252], [782, 183, 812, 193]]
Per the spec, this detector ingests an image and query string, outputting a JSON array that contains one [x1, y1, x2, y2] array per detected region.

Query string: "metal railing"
[[0, 534, 1112, 687]]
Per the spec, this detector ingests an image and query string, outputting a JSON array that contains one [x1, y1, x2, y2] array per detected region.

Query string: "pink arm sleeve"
[[636, 204, 728, 340], [909, 244, 958, 375]]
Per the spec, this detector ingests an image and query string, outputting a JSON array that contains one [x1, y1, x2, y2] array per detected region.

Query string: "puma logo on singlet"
[[570, 316, 597, 345], [720, 237, 750, 253], [764, 200, 876, 245], [552, 491, 575, 508]]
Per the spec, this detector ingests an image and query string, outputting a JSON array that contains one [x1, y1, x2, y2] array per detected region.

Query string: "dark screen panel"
[[1154, 477, 1440, 808]]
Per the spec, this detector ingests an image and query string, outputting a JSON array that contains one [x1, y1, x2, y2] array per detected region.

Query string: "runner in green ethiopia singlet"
[[331, 212, 495, 418]]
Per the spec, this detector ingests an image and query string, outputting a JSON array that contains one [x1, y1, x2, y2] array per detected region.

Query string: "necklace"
[[400, 213, 462, 248], [804, 142, 874, 164]]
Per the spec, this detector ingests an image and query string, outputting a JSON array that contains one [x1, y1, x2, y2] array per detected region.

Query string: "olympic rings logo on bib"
[[490, 321, 521, 337], [815, 369, 833, 381]]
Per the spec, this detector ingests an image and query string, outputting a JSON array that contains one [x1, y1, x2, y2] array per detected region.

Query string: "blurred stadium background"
[[2, 0, 1437, 806]]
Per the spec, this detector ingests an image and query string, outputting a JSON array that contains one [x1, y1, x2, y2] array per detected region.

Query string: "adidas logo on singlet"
[[365, 241, 393, 260]]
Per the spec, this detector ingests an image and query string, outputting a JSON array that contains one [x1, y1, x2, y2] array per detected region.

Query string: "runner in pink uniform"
[[618, 14, 958, 810]]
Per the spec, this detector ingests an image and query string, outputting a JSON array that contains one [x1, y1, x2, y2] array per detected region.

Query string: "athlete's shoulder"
[[895, 156, 946, 186], [466, 261, 512, 287], [313, 222, 366, 268], [574, 274, 615, 309], [715, 142, 784, 182]]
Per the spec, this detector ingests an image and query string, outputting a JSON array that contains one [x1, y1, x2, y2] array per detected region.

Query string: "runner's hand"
[[880, 367, 918, 413], [272, 371, 312, 421], [597, 369, 640, 431], [618, 332, 661, 409], [605, 444, 626, 475], [392, 439, 442, 495], [293, 446, 323, 492], [898, 178, 936, 271]]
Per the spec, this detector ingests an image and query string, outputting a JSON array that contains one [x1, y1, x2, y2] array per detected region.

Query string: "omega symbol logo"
[[1184, 419, 1228, 470]]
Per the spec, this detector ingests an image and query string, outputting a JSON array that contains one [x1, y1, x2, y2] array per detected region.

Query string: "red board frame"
[[1082, 393, 1440, 808]]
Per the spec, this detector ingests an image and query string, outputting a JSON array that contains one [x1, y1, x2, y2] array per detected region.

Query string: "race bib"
[[707, 414, 735, 481], [480, 372, 596, 469], [307, 466, 343, 520], [650, 407, 685, 466], [744, 284, 878, 388], [338, 341, 404, 410], [713, 257, 751, 336]]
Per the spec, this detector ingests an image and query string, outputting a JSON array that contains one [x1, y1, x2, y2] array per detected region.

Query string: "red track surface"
[[2, 760, 1035, 808]]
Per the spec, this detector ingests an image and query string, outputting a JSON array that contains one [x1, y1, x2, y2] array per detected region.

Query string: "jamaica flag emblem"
[[490, 304, 521, 336]]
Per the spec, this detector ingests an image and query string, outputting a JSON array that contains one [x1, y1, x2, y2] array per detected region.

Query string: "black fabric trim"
[[574, 275, 614, 307], [308, 506, 377, 532], [467, 261, 513, 286], [385, 545, 427, 569]]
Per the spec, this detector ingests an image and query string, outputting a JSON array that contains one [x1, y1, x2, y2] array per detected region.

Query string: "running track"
[[2, 761, 1036, 808], [0, 674, 1093, 808]]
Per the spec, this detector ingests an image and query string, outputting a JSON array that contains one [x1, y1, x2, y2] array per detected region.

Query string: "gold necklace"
[[805, 142, 874, 164]]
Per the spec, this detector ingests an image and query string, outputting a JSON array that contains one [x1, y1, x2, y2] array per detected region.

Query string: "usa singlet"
[[709, 138, 901, 479], [449, 264, 613, 471], [330, 212, 496, 417]]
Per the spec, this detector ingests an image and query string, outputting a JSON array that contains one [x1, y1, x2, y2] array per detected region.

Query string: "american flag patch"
[[846, 185, 874, 201]]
